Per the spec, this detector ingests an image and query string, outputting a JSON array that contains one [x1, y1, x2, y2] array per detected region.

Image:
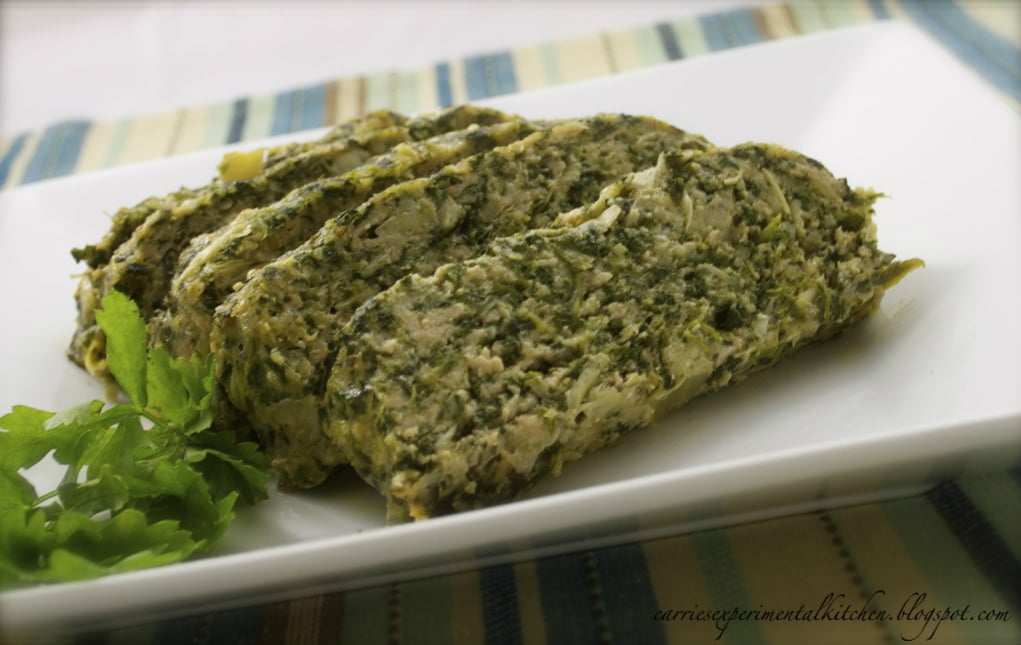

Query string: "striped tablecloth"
[[3, 2, 1019, 644]]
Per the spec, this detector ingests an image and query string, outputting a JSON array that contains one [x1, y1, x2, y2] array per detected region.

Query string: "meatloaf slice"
[[71, 109, 408, 270], [321, 145, 920, 521], [70, 105, 516, 381], [213, 114, 711, 489], [153, 118, 543, 359]]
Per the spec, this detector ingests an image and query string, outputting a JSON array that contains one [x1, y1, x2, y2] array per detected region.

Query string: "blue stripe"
[[300, 83, 327, 131], [927, 480, 1021, 610], [867, 0, 892, 20], [655, 23, 683, 60], [464, 52, 519, 101], [721, 8, 765, 46], [271, 90, 297, 136], [591, 543, 667, 644], [435, 62, 454, 107], [0, 132, 28, 187], [900, 0, 1021, 102], [226, 98, 248, 144], [204, 604, 262, 645], [479, 563, 522, 645], [270, 85, 324, 136], [20, 121, 90, 184], [536, 551, 598, 644], [698, 13, 736, 52], [489, 51, 519, 96]]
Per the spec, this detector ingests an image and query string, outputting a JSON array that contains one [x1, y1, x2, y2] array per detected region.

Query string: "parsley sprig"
[[0, 292, 269, 587]]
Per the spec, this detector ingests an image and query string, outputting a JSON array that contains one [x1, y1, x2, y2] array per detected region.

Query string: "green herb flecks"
[[0, 291, 269, 588]]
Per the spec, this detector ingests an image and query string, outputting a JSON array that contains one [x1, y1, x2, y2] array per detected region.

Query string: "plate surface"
[[2, 21, 1020, 632]]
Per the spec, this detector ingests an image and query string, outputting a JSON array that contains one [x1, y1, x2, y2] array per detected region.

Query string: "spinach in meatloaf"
[[212, 114, 711, 489], [69, 105, 517, 381], [322, 146, 920, 521], [152, 118, 544, 359]]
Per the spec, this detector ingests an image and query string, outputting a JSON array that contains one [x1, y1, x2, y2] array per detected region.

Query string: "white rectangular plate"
[[2, 21, 1019, 634]]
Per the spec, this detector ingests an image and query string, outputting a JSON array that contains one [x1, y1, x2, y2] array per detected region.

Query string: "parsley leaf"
[[0, 291, 269, 588], [93, 293, 147, 407]]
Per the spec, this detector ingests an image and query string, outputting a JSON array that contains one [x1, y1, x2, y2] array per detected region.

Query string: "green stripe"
[[342, 585, 390, 645], [538, 42, 562, 86], [241, 94, 274, 142], [102, 118, 131, 168], [633, 25, 669, 66], [787, 1, 830, 32], [691, 531, 768, 645], [201, 101, 233, 148], [818, 0, 865, 28], [393, 69, 421, 115], [399, 575, 453, 645], [958, 472, 1021, 562], [672, 17, 711, 57], [881, 495, 1011, 643], [365, 71, 392, 111], [926, 481, 1021, 611]]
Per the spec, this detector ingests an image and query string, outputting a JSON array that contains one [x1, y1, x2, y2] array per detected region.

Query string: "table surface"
[[1, 2, 1019, 644]]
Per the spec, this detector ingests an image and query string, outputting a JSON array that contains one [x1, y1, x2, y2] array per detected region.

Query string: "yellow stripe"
[[554, 34, 613, 83], [336, 76, 363, 122], [756, 3, 802, 39], [169, 105, 211, 156], [847, 0, 879, 23], [285, 596, 324, 645], [73, 119, 119, 174], [832, 503, 969, 644], [241, 93, 274, 142], [510, 45, 549, 93], [966, 0, 1021, 48], [672, 17, 710, 57], [2, 130, 41, 188], [605, 27, 646, 72], [447, 57, 470, 105], [416, 63, 441, 113], [117, 110, 180, 165], [448, 568, 485, 645], [642, 534, 721, 644], [513, 558, 548, 645], [728, 513, 885, 643]]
